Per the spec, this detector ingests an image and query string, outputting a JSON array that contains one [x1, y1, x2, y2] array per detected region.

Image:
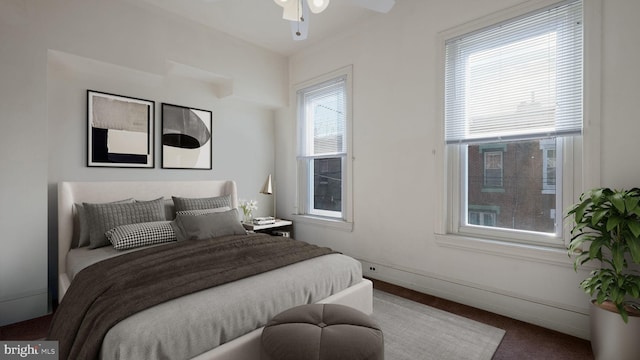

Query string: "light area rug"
[[372, 289, 505, 360]]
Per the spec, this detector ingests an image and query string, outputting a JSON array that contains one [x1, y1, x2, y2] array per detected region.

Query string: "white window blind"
[[444, 0, 583, 144], [298, 76, 347, 156]]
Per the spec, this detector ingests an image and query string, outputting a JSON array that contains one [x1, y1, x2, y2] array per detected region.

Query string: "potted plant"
[[567, 187, 640, 360]]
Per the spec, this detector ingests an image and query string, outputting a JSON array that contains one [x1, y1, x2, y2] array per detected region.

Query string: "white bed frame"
[[57, 180, 373, 360]]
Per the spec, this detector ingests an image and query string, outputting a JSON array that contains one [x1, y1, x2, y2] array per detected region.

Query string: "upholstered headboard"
[[57, 180, 238, 299]]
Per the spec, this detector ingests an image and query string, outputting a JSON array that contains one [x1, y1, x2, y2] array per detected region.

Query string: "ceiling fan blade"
[[348, 0, 395, 13]]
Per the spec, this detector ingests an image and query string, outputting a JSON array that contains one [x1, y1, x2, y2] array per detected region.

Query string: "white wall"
[[0, 0, 287, 326], [277, 0, 640, 339]]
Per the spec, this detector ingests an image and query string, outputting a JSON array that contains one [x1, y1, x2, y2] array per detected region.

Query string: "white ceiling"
[[140, 0, 394, 56]]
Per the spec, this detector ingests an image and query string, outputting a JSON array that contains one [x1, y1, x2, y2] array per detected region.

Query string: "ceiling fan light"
[[273, 0, 289, 8], [281, 1, 301, 21], [307, 0, 329, 14]]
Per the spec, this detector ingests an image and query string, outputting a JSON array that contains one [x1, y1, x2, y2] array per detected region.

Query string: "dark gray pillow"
[[73, 198, 134, 248], [171, 208, 246, 241], [84, 197, 166, 249], [172, 195, 232, 212]]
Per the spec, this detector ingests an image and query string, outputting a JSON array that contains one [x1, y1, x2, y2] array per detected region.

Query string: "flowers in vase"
[[239, 199, 258, 222]]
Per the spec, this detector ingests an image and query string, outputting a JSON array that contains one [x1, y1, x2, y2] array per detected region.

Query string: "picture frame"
[[87, 90, 155, 168], [161, 103, 213, 170]]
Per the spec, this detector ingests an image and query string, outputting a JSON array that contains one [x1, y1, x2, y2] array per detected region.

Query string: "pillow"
[[73, 198, 134, 248], [172, 195, 232, 212], [170, 208, 246, 241], [84, 197, 166, 249], [175, 206, 231, 216], [106, 221, 177, 250], [164, 198, 176, 220]]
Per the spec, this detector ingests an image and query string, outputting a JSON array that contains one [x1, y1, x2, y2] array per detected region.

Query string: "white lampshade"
[[307, 0, 329, 14]]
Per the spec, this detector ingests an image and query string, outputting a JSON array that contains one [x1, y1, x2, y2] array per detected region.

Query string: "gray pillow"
[[84, 197, 166, 249], [73, 198, 134, 248], [172, 195, 232, 212], [171, 208, 246, 241], [164, 198, 176, 220]]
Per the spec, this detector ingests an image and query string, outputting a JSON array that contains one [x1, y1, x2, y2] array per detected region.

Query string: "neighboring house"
[[467, 139, 556, 233]]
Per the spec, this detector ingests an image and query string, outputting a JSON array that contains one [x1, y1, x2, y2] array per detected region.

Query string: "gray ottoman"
[[261, 303, 384, 360]]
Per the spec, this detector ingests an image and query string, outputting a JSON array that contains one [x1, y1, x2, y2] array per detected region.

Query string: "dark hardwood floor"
[[0, 314, 51, 341], [1, 279, 593, 359]]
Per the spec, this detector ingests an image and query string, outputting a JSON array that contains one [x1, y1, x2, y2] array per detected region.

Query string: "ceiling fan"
[[274, 0, 396, 40], [202, 0, 396, 41]]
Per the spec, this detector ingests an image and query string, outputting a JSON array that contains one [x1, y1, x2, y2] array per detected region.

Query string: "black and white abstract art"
[[161, 103, 212, 170], [87, 90, 154, 168]]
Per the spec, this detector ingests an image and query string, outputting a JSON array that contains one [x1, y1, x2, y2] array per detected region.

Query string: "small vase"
[[244, 213, 253, 224]]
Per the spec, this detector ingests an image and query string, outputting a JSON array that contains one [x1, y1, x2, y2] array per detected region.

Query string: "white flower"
[[239, 199, 258, 216]]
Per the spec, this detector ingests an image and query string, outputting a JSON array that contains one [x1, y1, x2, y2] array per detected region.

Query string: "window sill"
[[481, 188, 505, 193], [292, 214, 354, 232], [434, 233, 582, 268]]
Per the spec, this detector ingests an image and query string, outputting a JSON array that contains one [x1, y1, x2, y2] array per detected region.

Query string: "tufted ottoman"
[[261, 303, 384, 360]]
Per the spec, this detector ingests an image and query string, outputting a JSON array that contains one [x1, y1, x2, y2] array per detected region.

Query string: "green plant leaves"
[[625, 196, 639, 213], [567, 187, 640, 322], [628, 221, 640, 238], [606, 216, 623, 232], [628, 237, 640, 263], [611, 192, 626, 213], [591, 209, 609, 227]]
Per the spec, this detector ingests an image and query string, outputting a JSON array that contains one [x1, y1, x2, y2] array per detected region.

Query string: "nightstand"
[[243, 219, 294, 237]]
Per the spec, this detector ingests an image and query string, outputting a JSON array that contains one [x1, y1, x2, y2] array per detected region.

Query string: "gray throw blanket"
[[48, 233, 336, 360]]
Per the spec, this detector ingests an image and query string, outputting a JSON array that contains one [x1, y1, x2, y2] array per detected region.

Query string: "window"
[[540, 139, 559, 194], [469, 207, 498, 227], [482, 149, 504, 189], [442, 0, 583, 247], [296, 67, 352, 224]]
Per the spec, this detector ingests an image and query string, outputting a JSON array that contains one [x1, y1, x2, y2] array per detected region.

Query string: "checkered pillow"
[[106, 221, 177, 250], [176, 206, 231, 216], [172, 195, 232, 212]]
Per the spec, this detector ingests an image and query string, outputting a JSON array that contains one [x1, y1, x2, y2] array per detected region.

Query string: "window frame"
[[434, 0, 601, 260], [294, 66, 354, 230]]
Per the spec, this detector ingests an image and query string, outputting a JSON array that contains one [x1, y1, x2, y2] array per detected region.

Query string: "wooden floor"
[[1, 279, 594, 359]]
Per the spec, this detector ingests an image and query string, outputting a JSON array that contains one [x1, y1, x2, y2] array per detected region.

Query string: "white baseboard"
[[0, 291, 48, 326], [360, 258, 590, 340]]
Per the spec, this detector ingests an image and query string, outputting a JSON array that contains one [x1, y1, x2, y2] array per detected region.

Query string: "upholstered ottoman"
[[261, 303, 384, 360]]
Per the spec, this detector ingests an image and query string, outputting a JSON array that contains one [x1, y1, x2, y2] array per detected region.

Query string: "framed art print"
[[161, 103, 213, 170], [87, 90, 154, 168]]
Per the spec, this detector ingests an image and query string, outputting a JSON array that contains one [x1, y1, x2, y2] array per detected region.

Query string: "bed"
[[54, 180, 372, 360]]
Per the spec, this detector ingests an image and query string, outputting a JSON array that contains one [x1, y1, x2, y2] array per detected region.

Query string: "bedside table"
[[243, 219, 294, 237]]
